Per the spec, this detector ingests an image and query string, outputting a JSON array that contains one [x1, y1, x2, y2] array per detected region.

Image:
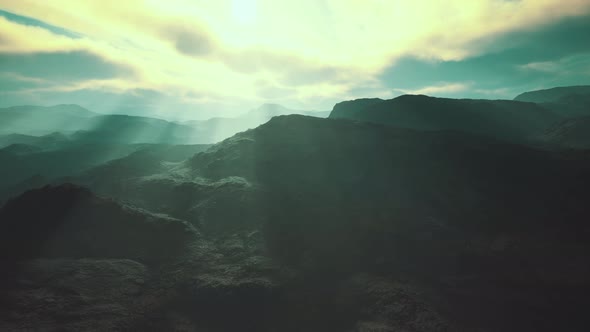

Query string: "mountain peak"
[[330, 98, 384, 118]]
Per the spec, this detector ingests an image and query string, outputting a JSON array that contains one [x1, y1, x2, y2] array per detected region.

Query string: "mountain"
[[186, 115, 590, 330], [183, 103, 329, 143], [61, 114, 590, 330], [0, 184, 199, 262], [0, 104, 96, 136], [328, 98, 384, 118], [514, 85, 590, 118], [0, 104, 202, 143], [69, 113, 201, 144], [2, 90, 590, 331], [1, 103, 327, 145], [329, 94, 559, 142]]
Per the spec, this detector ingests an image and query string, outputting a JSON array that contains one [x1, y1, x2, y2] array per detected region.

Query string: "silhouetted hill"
[[0, 143, 143, 196], [329, 95, 559, 142], [182, 103, 329, 143], [0, 184, 198, 263], [70, 114, 201, 144], [0, 144, 43, 155], [330, 98, 384, 118], [0, 105, 96, 136], [0, 142, 210, 202]]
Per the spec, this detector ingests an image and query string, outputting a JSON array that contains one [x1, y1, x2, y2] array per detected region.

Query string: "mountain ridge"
[[329, 94, 559, 142], [514, 85, 590, 103]]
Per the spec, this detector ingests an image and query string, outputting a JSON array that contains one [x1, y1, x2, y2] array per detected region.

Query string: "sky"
[[0, 0, 589, 120]]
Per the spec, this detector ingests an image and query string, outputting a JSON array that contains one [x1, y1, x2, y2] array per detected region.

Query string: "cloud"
[[0, 9, 79, 38], [519, 53, 590, 74], [0, 0, 589, 115], [394, 82, 471, 96], [0, 51, 134, 81], [379, 13, 590, 99], [163, 23, 217, 57], [0, 72, 48, 91]]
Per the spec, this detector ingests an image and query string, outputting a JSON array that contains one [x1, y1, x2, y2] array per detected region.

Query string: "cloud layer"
[[1, 0, 590, 117]]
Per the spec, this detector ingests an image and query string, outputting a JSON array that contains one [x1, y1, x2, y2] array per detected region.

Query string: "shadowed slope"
[[329, 95, 559, 142], [514, 85, 590, 104], [515, 85, 590, 118], [182, 115, 590, 330], [0, 184, 199, 263]]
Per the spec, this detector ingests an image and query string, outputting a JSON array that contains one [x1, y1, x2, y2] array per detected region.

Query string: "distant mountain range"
[[2, 86, 587, 147], [2, 85, 589, 197], [0, 103, 329, 145]]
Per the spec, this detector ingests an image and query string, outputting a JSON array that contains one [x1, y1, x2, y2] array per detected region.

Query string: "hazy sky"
[[1, 0, 589, 119]]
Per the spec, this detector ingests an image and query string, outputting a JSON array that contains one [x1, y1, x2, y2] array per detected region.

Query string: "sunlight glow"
[[0, 0, 590, 114], [231, 0, 257, 24]]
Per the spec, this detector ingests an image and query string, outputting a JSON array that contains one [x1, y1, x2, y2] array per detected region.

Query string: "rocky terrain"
[[2, 87, 590, 331]]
